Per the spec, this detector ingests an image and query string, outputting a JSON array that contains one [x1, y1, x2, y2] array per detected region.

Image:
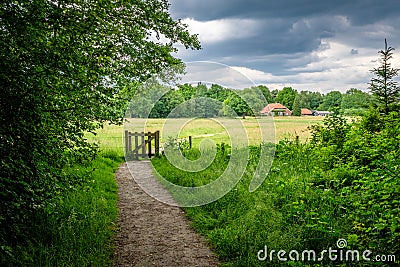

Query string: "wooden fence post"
[[155, 131, 160, 155], [189, 136, 192, 149], [147, 132, 152, 157]]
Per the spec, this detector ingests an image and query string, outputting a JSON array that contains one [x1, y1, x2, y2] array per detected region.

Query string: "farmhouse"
[[315, 111, 333, 116], [301, 108, 313, 116], [260, 103, 292, 116]]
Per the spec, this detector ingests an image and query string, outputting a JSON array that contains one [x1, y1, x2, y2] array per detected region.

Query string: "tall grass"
[[151, 141, 354, 266], [152, 112, 400, 266], [3, 151, 123, 266]]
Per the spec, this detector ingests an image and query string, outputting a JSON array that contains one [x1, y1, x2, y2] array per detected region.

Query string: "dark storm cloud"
[[169, 0, 400, 91], [170, 0, 345, 20], [178, 14, 350, 72], [171, 1, 388, 59], [170, 0, 399, 24]]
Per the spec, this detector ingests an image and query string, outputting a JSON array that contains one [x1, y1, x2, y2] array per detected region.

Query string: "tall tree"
[[292, 95, 302, 116], [240, 87, 266, 116], [271, 89, 279, 101], [369, 39, 400, 114], [149, 89, 185, 118], [256, 85, 273, 103], [318, 91, 342, 111], [341, 88, 372, 111], [177, 83, 196, 101], [223, 91, 251, 117], [275, 87, 298, 110], [0, 0, 200, 241], [293, 90, 316, 110], [309, 91, 323, 110]]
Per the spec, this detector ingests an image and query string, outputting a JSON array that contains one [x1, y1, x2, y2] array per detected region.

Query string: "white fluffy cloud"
[[229, 40, 379, 93], [182, 18, 260, 44]]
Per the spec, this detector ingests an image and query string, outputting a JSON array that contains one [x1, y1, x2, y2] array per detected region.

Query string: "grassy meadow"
[[86, 116, 325, 154]]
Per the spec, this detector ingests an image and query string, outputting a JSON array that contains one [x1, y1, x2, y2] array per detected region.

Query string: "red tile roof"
[[301, 108, 313, 115], [260, 103, 291, 114]]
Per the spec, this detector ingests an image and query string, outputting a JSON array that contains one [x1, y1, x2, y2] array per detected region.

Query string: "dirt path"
[[113, 161, 219, 267]]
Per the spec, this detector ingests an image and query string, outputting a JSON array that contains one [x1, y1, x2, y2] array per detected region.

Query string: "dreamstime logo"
[[257, 238, 397, 263], [124, 61, 276, 207], [336, 238, 347, 249]]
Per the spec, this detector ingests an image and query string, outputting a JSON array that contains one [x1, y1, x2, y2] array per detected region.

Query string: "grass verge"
[[151, 141, 380, 266], [152, 144, 314, 266], [3, 150, 123, 266]]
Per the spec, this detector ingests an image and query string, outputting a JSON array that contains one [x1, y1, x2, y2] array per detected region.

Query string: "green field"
[[86, 116, 325, 154]]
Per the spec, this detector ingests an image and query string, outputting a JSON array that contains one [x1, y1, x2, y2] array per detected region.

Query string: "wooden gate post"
[[125, 130, 129, 154], [141, 132, 145, 157], [147, 131, 152, 157]]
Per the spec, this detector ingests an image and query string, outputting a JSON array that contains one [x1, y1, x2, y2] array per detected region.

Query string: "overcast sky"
[[168, 0, 400, 93]]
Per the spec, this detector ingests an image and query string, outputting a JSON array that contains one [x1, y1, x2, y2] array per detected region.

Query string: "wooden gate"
[[125, 130, 160, 160]]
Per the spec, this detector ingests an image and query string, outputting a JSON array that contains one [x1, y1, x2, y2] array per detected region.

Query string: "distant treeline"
[[127, 83, 373, 118]]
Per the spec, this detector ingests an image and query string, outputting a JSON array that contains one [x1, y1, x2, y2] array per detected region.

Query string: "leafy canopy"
[[0, 0, 200, 243], [275, 87, 297, 110]]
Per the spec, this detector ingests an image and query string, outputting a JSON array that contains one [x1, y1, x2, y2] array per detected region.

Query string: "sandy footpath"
[[113, 161, 219, 267]]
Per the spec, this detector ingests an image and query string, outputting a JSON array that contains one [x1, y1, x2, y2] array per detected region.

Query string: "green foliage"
[[309, 91, 324, 109], [310, 109, 350, 150], [153, 143, 230, 187], [256, 85, 274, 104], [136, 83, 377, 119], [163, 136, 192, 155], [142, 83, 268, 118], [292, 95, 302, 116], [0, 153, 122, 266], [153, 142, 348, 266], [223, 91, 252, 117], [318, 91, 342, 111], [369, 39, 400, 114], [286, 90, 325, 116], [207, 84, 230, 102], [0, 0, 199, 249], [341, 88, 372, 115], [178, 83, 197, 101], [126, 66, 186, 118], [360, 108, 385, 133], [310, 110, 400, 259], [275, 87, 298, 110], [149, 89, 185, 118], [240, 87, 268, 115], [297, 91, 324, 110], [152, 109, 400, 266]]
